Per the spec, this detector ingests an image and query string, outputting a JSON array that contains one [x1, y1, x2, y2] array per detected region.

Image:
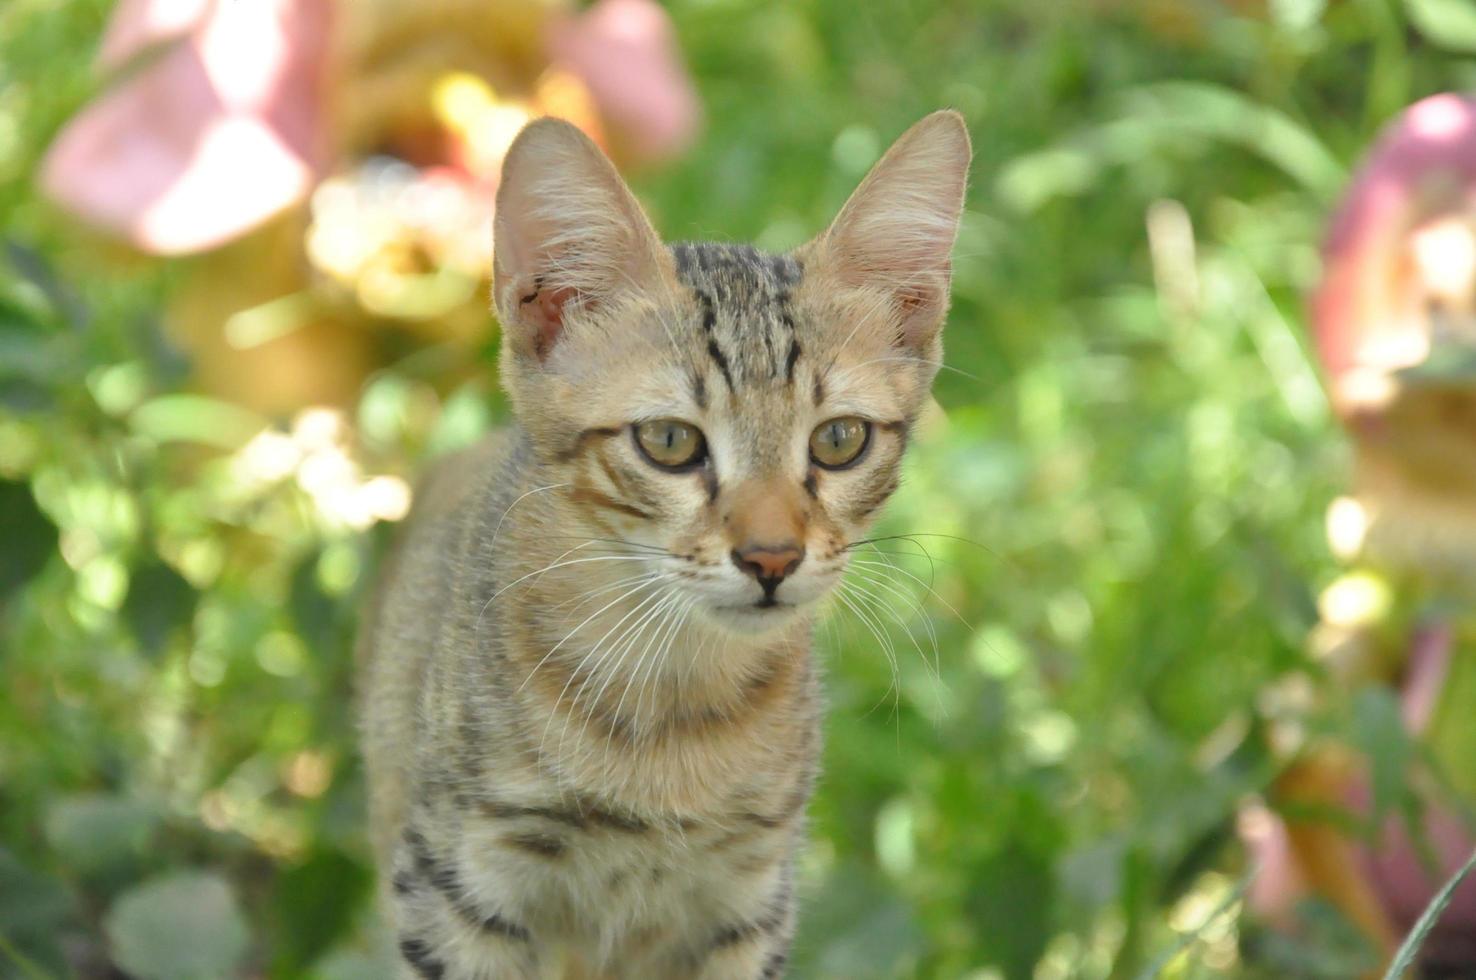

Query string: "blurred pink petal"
[[1400, 624, 1453, 733], [1345, 778, 1476, 963], [97, 0, 211, 70], [41, 0, 331, 255], [1313, 94, 1476, 412], [1240, 801, 1307, 928], [548, 0, 700, 164]]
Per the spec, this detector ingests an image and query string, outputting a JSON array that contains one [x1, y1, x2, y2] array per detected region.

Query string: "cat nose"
[[731, 544, 805, 592]]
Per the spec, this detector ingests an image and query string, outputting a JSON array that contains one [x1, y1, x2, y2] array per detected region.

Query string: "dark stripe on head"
[[785, 339, 802, 384], [696, 289, 716, 333], [762, 950, 788, 979], [767, 253, 803, 287], [707, 339, 735, 390], [812, 373, 825, 407], [692, 373, 708, 410]]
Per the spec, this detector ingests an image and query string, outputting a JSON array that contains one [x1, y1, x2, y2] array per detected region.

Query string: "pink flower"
[[40, 0, 332, 255], [40, 0, 698, 256], [547, 0, 700, 165], [1313, 94, 1476, 415]]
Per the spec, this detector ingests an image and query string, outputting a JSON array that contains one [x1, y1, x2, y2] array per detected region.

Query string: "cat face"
[[492, 113, 969, 631]]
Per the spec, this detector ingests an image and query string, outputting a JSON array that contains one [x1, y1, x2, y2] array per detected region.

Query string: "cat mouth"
[[716, 599, 789, 612], [712, 598, 797, 620]]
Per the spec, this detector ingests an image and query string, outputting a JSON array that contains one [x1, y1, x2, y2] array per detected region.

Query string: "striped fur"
[[359, 112, 969, 978]]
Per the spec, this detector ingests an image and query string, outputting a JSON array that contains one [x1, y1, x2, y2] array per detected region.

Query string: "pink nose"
[[731, 544, 804, 588]]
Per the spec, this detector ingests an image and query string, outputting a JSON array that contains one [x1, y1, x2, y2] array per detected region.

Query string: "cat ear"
[[493, 118, 667, 361], [814, 111, 970, 349]]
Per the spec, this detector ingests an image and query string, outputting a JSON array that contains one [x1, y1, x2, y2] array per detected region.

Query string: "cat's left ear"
[[810, 111, 970, 350], [493, 118, 668, 362]]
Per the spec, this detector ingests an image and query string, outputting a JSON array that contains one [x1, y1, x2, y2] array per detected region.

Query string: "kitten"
[[359, 111, 969, 979]]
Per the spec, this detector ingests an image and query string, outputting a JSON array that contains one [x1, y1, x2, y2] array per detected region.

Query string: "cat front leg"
[[688, 925, 793, 980], [677, 862, 796, 980], [390, 825, 545, 980]]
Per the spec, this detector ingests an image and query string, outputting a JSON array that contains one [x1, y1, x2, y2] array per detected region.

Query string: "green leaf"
[[1405, 0, 1476, 51], [1271, 0, 1326, 31], [291, 552, 340, 657], [793, 863, 926, 980], [270, 848, 373, 973], [1351, 686, 1415, 821], [965, 845, 1056, 980], [309, 946, 393, 980], [43, 793, 159, 878], [129, 395, 265, 450], [2, 240, 87, 329], [427, 382, 494, 456], [123, 560, 197, 656], [104, 871, 251, 980], [0, 848, 74, 977], [0, 480, 57, 602]]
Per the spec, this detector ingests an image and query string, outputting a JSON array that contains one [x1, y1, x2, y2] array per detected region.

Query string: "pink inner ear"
[[525, 284, 579, 360]]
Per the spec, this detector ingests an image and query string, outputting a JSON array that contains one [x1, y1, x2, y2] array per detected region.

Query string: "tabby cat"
[[359, 110, 970, 979]]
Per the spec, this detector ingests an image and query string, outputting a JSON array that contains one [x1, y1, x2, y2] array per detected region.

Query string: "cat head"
[[492, 112, 969, 632]]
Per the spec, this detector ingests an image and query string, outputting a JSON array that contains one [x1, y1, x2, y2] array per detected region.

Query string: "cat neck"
[[484, 529, 818, 813]]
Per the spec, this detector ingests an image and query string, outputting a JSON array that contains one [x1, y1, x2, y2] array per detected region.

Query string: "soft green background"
[[3, 0, 1475, 977]]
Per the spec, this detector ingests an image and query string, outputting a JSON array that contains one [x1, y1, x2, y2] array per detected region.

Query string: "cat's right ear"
[[492, 119, 667, 362]]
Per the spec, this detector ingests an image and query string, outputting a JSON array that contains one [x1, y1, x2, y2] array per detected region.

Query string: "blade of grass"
[[1382, 846, 1476, 980]]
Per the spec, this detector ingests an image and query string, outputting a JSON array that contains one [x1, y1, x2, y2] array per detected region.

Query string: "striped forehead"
[[670, 243, 805, 393]]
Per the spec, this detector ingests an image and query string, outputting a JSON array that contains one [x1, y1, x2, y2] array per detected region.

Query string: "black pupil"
[[664, 427, 678, 449], [829, 424, 845, 449]]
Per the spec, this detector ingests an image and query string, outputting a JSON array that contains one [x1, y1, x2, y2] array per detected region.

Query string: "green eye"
[[809, 417, 871, 469], [634, 419, 707, 469]]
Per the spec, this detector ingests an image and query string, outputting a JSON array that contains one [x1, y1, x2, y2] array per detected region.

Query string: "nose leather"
[[731, 544, 805, 594]]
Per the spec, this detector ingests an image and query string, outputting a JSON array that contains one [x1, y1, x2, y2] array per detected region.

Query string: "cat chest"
[[447, 802, 796, 933]]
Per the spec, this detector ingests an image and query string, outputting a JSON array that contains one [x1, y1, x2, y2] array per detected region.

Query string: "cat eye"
[[633, 419, 708, 470], [809, 417, 871, 469]]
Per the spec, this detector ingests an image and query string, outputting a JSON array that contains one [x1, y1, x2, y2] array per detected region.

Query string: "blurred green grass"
[[4, 0, 1476, 977]]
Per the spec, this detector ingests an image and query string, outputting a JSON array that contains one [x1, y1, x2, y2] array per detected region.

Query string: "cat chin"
[[701, 600, 812, 636]]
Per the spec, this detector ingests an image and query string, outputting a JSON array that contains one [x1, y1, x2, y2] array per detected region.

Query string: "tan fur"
[[359, 112, 970, 979]]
